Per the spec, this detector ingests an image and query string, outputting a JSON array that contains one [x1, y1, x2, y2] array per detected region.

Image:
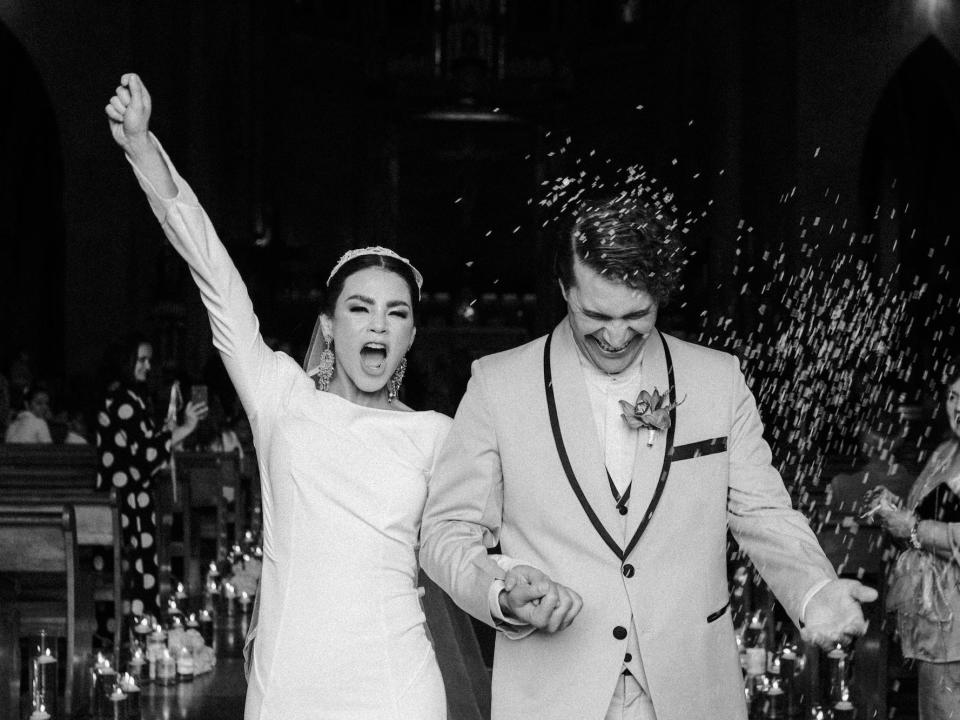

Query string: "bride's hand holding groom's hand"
[[499, 565, 583, 633]]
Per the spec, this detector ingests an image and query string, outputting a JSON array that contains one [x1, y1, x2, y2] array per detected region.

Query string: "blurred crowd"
[[0, 343, 252, 455]]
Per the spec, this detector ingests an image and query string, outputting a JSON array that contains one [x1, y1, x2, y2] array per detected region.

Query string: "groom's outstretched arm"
[[421, 360, 509, 628]]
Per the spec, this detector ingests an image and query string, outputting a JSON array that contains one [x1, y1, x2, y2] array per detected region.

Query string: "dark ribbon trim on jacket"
[[671, 437, 727, 462], [544, 330, 677, 562]]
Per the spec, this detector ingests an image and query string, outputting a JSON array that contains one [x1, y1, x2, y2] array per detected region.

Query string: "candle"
[[95, 664, 117, 719], [146, 629, 164, 683], [224, 582, 237, 617], [779, 647, 796, 678], [239, 591, 252, 613], [166, 597, 183, 619], [187, 612, 199, 630], [764, 678, 785, 719], [157, 649, 177, 686], [197, 608, 214, 645], [167, 624, 186, 654], [128, 648, 146, 683], [176, 647, 195, 682], [108, 688, 128, 720], [28, 706, 50, 720], [827, 644, 848, 704], [120, 673, 141, 720], [832, 700, 854, 720], [175, 582, 187, 600], [32, 646, 58, 719]]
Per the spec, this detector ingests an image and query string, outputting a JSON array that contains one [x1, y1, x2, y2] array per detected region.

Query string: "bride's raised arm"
[[106, 73, 299, 423]]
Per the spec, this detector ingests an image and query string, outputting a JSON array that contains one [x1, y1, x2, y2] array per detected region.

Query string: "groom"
[[420, 195, 877, 720]]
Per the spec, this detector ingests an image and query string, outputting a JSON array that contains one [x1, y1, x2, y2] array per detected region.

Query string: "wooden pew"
[[0, 444, 98, 492], [0, 490, 123, 663], [156, 467, 193, 598], [0, 444, 122, 662], [0, 503, 83, 718], [0, 599, 19, 720], [169, 451, 243, 590]]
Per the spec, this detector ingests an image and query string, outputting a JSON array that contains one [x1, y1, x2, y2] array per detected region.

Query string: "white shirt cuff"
[[799, 579, 833, 625], [487, 555, 530, 626]]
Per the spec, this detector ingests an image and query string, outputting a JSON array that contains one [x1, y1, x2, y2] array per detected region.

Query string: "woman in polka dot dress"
[[96, 337, 207, 619]]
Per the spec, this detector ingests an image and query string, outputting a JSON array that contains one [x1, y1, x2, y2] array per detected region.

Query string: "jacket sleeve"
[[420, 360, 513, 629], [725, 354, 838, 627]]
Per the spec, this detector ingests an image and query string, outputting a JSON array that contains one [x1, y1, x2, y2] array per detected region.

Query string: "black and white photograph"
[[2, 2, 960, 719]]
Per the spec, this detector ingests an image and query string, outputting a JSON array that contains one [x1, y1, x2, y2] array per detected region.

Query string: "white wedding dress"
[[130, 135, 449, 719]]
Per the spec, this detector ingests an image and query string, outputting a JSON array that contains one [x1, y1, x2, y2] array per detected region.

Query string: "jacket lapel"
[[623, 331, 677, 559], [545, 319, 625, 560]]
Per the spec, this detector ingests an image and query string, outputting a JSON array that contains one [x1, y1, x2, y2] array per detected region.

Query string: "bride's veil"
[[302, 314, 328, 377]]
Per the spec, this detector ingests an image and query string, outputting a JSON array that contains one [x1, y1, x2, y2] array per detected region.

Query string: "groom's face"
[[561, 257, 658, 375]]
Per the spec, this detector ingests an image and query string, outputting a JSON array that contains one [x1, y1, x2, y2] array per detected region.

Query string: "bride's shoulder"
[[419, 408, 453, 437]]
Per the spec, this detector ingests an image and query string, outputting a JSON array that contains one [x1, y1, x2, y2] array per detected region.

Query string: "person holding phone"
[[96, 334, 208, 620]]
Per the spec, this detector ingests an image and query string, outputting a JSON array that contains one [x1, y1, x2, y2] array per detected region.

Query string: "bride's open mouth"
[[360, 343, 388, 372]]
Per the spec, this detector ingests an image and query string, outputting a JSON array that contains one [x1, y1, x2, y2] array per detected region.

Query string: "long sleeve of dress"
[[126, 134, 301, 430]]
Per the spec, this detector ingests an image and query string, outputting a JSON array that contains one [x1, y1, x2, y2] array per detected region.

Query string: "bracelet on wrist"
[[909, 518, 923, 550]]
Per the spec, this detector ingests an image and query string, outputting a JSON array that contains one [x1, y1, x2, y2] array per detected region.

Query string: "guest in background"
[[7, 348, 35, 402], [96, 334, 207, 619], [870, 369, 960, 720], [54, 407, 90, 445], [4, 384, 53, 443]]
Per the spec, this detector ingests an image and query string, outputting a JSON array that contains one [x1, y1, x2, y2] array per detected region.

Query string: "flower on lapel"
[[619, 388, 685, 446]]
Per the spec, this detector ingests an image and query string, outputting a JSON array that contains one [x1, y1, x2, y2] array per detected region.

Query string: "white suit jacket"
[[420, 319, 837, 720]]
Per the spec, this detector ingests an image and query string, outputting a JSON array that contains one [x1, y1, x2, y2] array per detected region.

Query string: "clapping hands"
[[499, 565, 583, 633]]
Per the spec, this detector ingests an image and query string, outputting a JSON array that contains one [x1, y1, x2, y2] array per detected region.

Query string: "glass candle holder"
[[127, 648, 146, 684], [832, 700, 855, 720], [156, 649, 177, 686], [94, 664, 118, 719], [29, 630, 58, 720], [826, 644, 850, 705], [107, 689, 127, 720], [119, 672, 141, 720], [198, 609, 214, 647], [176, 646, 195, 682]]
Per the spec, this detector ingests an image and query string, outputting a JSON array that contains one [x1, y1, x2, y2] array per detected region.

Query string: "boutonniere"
[[619, 388, 685, 446]]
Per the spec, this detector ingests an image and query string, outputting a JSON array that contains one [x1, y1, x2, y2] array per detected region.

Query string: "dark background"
[[3, 0, 960, 414]]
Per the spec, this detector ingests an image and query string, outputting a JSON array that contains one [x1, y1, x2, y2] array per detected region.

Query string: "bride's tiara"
[[327, 246, 424, 298]]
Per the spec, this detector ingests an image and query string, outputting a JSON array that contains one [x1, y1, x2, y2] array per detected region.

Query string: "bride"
[[106, 72, 467, 719]]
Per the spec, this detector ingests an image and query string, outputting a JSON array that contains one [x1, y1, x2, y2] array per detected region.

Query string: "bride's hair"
[[323, 254, 420, 316]]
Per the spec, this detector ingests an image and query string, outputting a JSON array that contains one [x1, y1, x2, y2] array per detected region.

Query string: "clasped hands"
[[498, 565, 583, 633]]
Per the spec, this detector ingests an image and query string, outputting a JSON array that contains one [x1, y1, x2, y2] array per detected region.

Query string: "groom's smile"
[[561, 256, 658, 376]]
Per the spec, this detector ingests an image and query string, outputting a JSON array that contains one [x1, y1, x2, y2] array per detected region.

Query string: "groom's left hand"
[[800, 579, 878, 650]]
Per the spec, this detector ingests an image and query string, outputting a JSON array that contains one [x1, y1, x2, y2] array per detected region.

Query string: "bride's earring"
[[388, 357, 407, 403], [315, 340, 335, 391]]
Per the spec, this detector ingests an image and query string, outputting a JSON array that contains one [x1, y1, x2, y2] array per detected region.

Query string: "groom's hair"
[[554, 194, 685, 306]]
